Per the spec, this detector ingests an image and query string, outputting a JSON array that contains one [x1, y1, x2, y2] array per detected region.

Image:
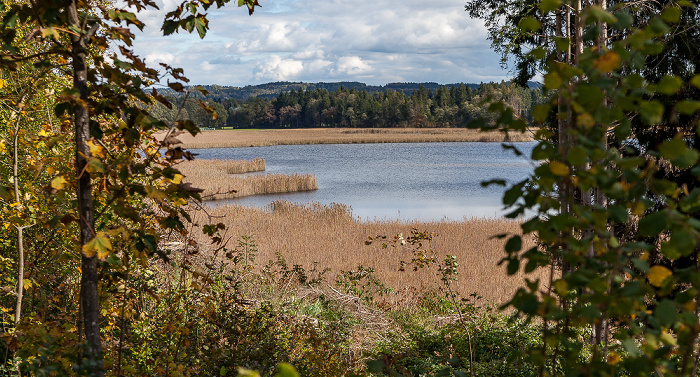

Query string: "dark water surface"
[[193, 141, 536, 221]]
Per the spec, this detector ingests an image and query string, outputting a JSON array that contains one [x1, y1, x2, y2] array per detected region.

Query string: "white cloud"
[[199, 61, 216, 72], [126, 0, 510, 85], [254, 55, 304, 81], [335, 56, 371, 75], [144, 52, 176, 65]]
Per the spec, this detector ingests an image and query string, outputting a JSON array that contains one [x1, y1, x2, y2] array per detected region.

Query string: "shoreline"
[[159, 127, 534, 149]]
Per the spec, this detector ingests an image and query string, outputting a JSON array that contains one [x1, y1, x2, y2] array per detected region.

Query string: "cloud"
[[254, 55, 304, 81], [126, 0, 510, 86]]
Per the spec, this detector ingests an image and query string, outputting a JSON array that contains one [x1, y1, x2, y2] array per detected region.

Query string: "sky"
[[128, 0, 512, 87]]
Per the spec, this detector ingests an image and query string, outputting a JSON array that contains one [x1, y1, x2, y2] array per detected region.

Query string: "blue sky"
[[129, 0, 512, 86]]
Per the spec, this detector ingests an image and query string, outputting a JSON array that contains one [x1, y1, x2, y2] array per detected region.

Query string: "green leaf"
[[518, 17, 541, 32], [588, 5, 617, 24], [660, 228, 696, 259], [553, 280, 568, 297], [531, 142, 554, 160], [236, 367, 260, 377], [639, 100, 665, 125], [638, 211, 670, 237], [661, 7, 682, 23], [544, 72, 562, 90], [540, 0, 561, 13], [539, 0, 561, 13], [0, 185, 11, 200], [505, 236, 522, 253], [692, 75, 700, 89], [87, 157, 106, 173], [274, 363, 300, 377], [2, 13, 19, 29], [659, 136, 699, 169], [654, 300, 677, 327], [576, 85, 605, 110], [532, 104, 550, 123], [613, 11, 633, 29], [676, 100, 700, 115], [656, 75, 683, 95], [55, 102, 72, 117], [162, 20, 178, 35], [608, 205, 628, 223], [194, 17, 207, 39]]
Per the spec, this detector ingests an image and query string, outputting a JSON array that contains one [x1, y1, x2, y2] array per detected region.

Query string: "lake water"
[[193, 141, 536, 221]]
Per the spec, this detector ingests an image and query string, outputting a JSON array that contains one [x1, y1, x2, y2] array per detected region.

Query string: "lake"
[[193, 141, 536, 221]]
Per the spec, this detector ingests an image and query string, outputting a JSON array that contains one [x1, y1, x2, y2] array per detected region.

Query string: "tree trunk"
[[12, 102, 25, 326], [68, 2, 105, 375]]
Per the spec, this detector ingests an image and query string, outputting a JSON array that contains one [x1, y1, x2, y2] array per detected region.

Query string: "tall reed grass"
[[177, 158, 317, 200], [189, 201, 548, 306], [161, 128, 534, 149]]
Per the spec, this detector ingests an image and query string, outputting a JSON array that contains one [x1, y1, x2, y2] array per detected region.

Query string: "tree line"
[[149, 81, 544, 129]]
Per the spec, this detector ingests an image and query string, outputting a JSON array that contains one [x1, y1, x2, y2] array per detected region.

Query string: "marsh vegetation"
[[163, 127, 534, 149], [177, 158, 318, 200]]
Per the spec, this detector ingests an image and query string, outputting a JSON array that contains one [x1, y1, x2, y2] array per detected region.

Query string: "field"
[[175, 157, 548, 305], [176, 158, 318, 199], [188, 201, 547, 305], [162, 127, 534, 149]]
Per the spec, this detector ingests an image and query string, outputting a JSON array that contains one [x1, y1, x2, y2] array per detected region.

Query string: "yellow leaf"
[[577, 113, 595, 127], [86, 140, 106, 158], [648, 265, 673, 287], [50, 176, 68, 190], [0, 139, 5, 153], [82, 231, 113, 259], [607, 352, 621, 365], [632, 202, 646, 216], [237, 367, 261, 377], [171, 174, 184, 184], [660, 331, 677, 346], [145, 186, 167, 201], [0, 79, 5, 88], [22, 279, 33, 290], [594, 51, 621, 73], [549, 161, 570, 176], [553, 279, 569, 297]]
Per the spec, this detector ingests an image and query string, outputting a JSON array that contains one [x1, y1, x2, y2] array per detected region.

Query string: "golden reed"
[[161, 128, 534, 149], [189, 201, 548, 306], [176, 158, 318, 200]]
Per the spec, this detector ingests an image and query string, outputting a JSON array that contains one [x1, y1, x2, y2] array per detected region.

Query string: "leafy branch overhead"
[[162, 0, 261, 38], [469, 0, 700, 375]]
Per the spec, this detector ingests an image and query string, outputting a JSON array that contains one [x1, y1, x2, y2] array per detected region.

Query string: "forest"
[[148, 81, 544, 129]]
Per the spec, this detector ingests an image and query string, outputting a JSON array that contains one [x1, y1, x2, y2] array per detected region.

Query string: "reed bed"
[[189, 201, 549, 306], [160, 128, 534, 149], [177, 159, 317, 200]]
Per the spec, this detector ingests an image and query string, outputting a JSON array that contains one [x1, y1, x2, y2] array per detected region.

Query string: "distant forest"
[[150, 81, 544, 129]]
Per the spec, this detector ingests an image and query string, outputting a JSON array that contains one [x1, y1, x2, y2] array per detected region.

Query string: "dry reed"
[[189, 201, 549, 306], [176, 158, 317, 199], [159, 128, 534, 149]]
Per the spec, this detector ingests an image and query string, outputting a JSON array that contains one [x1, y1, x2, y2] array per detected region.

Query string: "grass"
[[190, 201, 549, 306], [176, 158, 318, 200], [160, 128, 534, 149]]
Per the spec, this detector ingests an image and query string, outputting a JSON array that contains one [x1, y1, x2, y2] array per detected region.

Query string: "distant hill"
[[174, 81, 537, 101]]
